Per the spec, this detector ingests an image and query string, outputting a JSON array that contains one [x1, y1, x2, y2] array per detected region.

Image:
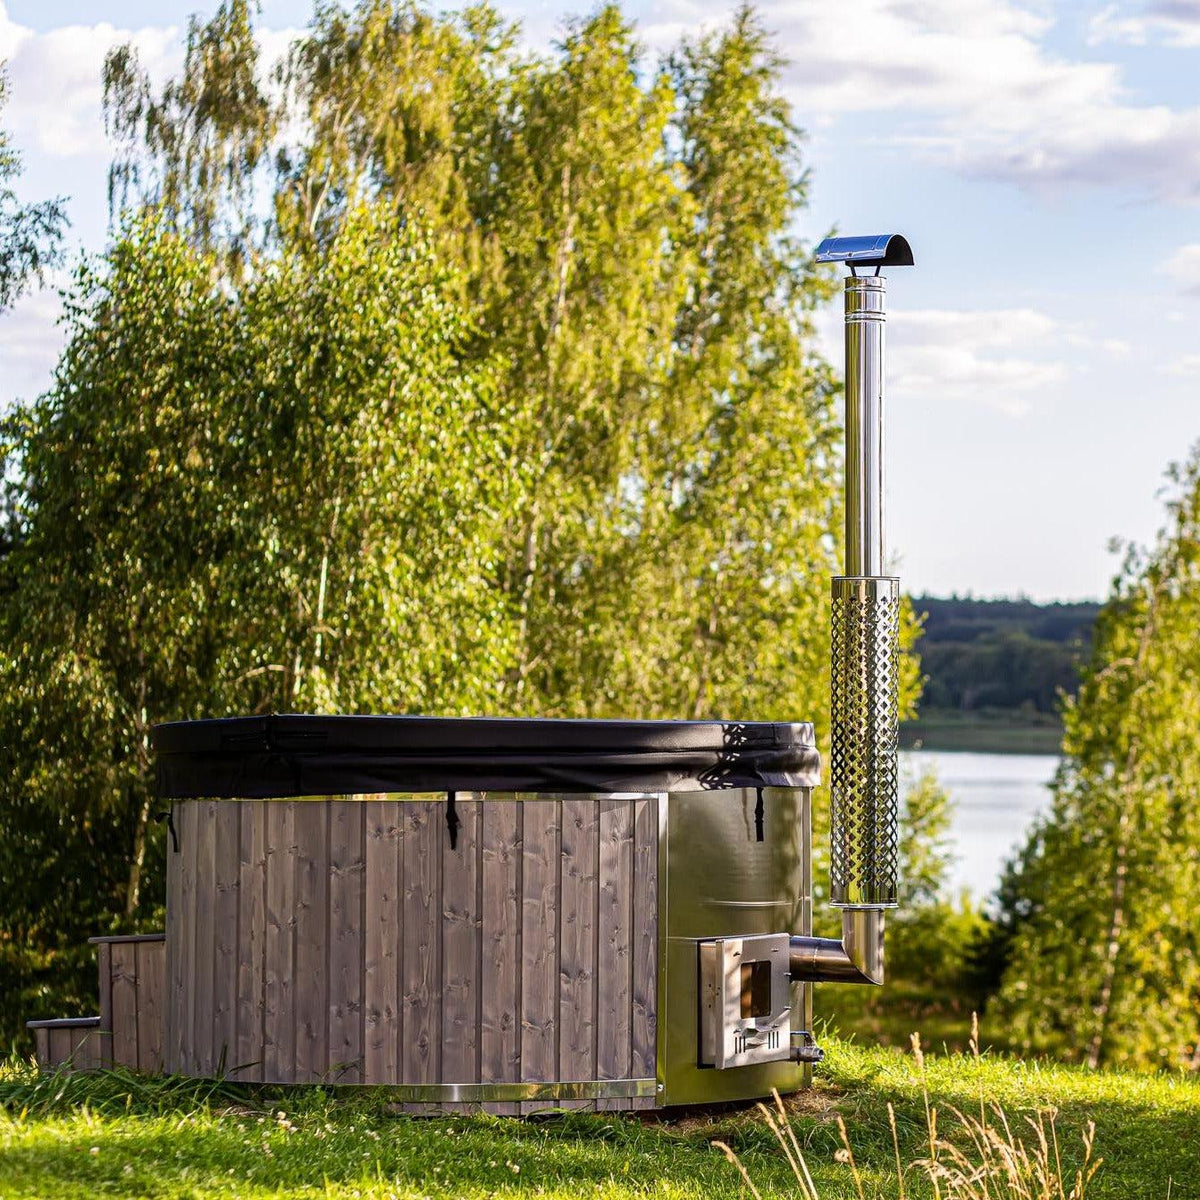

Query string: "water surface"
[[900, 750, 1059, 905]]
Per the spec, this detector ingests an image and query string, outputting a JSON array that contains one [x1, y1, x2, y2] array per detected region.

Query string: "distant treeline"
[[913, 595, 1100, 717]]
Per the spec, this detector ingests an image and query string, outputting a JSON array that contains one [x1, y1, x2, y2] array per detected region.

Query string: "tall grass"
[[715, 1017, 1104, 1200]]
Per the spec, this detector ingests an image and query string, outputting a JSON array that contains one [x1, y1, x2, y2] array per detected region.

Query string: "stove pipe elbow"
[[789, 909, 885, 986]]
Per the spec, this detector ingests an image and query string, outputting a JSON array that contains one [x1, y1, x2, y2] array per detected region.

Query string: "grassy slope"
[[2, 1037, 1198, 1199]]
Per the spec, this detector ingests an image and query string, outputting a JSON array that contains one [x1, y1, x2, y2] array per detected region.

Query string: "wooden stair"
[[28, 933, 165, 1073]]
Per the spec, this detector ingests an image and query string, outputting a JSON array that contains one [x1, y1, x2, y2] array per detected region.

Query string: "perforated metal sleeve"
[[830, 576, 900, 908]]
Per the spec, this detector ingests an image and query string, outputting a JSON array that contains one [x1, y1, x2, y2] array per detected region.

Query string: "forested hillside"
[[906, 595, 1100, 751]]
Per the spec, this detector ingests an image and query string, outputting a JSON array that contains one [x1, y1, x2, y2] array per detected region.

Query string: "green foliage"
[[3, 1036, 1199, 1198], [0, 67, 67, 311], [994, 447, 1200, 1070], [917, 595, 1099, 647], [99, 0, 866, 727], [0, 206, 511, 1046]]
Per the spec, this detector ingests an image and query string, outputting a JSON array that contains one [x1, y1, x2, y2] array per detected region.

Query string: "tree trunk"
[[125, 788, 153, 917]]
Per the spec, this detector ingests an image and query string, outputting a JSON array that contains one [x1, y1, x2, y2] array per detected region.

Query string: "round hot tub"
[[153, 715, 820, 1111]]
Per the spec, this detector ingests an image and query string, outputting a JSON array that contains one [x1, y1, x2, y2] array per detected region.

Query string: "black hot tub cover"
[[153, 715, 820, 798]]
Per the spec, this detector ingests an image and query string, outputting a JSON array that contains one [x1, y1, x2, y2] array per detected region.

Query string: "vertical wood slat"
[[293, 802, 329, 1083], [234, 801, 267, 1082], [328, 801, 364, 1083], [136, 940, 165, 1073], [176, 801, 198, 1075], [596, 800, 634, 1111], [191, 800, 218, 1076], [110, 942, 139, 1069], [79, 1027, 105, 1071], [441, 798, 480, 1112], [630, 797, 658, 1109], [163, 811, 177, 1074], [364, 800, 401, 1084], [481, 800, 521, 1115], [520, 800, 559, 1114], [557, 799, 598, 1110], [401, 802, 441, 1097], [263, 801, 296, 1083], [96, 943, 113, 1068], [212, 802, 240, 1076], [49, 1029, 69, 1068], [168, 801, 194, 1074], [37, 1024, 104, 1072]]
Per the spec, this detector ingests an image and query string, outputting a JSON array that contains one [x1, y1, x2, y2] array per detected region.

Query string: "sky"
[[2, 1, 1199, 602]]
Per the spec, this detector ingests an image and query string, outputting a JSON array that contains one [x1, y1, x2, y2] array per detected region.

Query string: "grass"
[[3, 1030, 1199, 1199], [900, 710, 1063, 755]]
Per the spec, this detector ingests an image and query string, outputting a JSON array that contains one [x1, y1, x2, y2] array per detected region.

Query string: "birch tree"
[[996, 450, 1200, 1069]]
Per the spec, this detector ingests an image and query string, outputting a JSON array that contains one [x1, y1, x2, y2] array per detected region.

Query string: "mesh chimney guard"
[[790, 233, 912, 987]]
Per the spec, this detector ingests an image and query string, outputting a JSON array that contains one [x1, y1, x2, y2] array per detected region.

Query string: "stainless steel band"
[[347, 1079, 657, 1102]]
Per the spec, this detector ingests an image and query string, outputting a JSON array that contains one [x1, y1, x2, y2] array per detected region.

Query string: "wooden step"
[[89, 933, 166, 1073], [26, 1017, 106, 1072]]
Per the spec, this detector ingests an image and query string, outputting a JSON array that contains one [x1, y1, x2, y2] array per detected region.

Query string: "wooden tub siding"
[[630, 797, 658, 1110], [480, 799, 521, 1115], [440, 797, 479, 1114], [235, 799, 268, 1082], [558, 799, 599, 1111], [166, 795, 658, 1110]]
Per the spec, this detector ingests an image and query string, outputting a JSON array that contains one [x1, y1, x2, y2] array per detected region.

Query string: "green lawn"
[[2, 1035, 1198, 1199]]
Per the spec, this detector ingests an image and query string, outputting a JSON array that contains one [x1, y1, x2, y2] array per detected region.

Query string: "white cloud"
[[1162, 242, 1200, 294], [0, 283, 66, 411], [1087, 2, 1200, 48], [888, 309, 1067, 417], [1161, 352, 1200, 375], [4, 0, 1200, 203], [0, 4, 295, 162], [642, 0, 1200, 202], [814, 303, 1072, 418], [1086, 4, 1153, 44], [0, 4, 180, 159]]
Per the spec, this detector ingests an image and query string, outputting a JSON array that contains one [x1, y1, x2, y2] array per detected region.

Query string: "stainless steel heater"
[[697, 233, 913, 1078], [789, 232, 913, 986]]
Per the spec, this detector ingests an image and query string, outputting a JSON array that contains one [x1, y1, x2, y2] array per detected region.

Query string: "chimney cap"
[[814, 233, 913, 268]]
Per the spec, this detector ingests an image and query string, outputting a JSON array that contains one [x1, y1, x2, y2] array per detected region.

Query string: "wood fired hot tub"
[[154, 715, 820, 1112]]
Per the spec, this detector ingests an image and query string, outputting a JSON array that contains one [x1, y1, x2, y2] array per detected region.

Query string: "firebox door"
[[698, 933, 792, 1069]]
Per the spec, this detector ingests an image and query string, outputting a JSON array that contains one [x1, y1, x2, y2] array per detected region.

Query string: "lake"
[[900, 750, 1059, 906]]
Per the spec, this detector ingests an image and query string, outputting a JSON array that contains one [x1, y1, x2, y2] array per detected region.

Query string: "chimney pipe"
[[790, 233, 912, 988]]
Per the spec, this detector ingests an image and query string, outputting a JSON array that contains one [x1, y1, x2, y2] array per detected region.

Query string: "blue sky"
[[2, 0, 1199, 601]]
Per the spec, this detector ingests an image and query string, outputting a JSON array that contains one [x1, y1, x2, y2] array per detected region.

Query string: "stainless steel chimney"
[[790, 233, 913, 987]]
